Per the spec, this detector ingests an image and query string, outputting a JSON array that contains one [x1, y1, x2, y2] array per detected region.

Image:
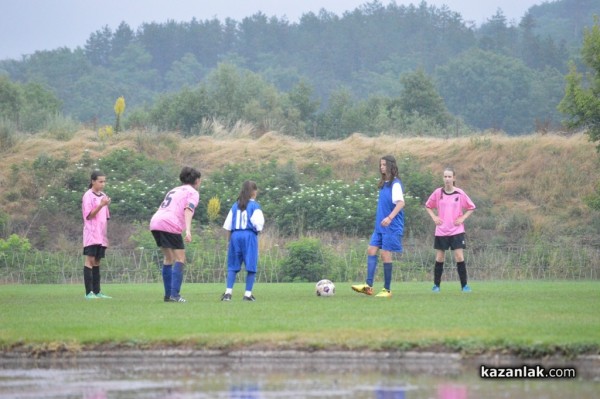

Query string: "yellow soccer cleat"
[[375, 289, 392, 298], [351, 284, 373, 296]]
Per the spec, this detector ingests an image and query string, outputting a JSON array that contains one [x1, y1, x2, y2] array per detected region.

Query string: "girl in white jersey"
[[150, 166, 201, 303], [425, 167, 476, 293], [221, 180, 265, 301]]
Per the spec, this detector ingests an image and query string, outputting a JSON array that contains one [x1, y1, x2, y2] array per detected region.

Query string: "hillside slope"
[[0, 130, 598, 247]]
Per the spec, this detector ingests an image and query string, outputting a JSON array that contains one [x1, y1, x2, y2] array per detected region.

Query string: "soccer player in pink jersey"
[[82, 170, 112, 299], [425, 167, 476, 293], [150, 166, 201, 303]]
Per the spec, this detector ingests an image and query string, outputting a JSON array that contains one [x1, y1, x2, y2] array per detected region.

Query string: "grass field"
[[1, 281, 599, 357]]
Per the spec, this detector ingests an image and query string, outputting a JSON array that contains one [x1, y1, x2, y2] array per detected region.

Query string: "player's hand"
[[101, 196, 111, 206], [432, 216, 442, 225], [380, 216, 391, 227], [184, 231, 192, 243], [454, 217, 464, 226]]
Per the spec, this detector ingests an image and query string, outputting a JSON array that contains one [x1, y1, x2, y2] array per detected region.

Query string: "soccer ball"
[[315, 279, 335, 297]]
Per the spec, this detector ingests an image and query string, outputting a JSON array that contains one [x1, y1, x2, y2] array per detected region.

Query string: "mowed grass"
[[1, 281, 599, 356]]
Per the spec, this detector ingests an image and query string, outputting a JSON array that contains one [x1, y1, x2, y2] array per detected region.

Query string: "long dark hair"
[[88, 170, 105, 189], [179, 166, 201, 185], [237, 180, 258, 211], [377, 155, 399, 189]]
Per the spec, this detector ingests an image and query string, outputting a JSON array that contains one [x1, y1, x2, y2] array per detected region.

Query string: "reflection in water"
[[438, 384, 467, 399], [0, 352, 596, 399], [375, 386, 406, 399]]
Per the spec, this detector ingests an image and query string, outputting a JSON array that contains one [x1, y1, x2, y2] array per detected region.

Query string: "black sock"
[[92, 266, 101, 294], [457, 261, 467, 287], [83, 267, 93, 295], [434, 261, 444, 286]]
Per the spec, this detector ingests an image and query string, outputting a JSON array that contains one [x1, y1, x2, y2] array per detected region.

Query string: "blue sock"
[[366, 255, 378, 287], [162, 264, 172, 297], [226, 270, 238, 289], [171, 262, 184, 298], [245, 271, 256, 292], [383, 263, 393, 291]]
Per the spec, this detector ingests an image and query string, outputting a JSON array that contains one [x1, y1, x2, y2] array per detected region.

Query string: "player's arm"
[[425, 207, 442, 225], [222, 210, 233, 241], [250, 209, 265, 232], [183, 207, 194, 242], [86, 195, 111, 220], [455, 209, 474, 226]]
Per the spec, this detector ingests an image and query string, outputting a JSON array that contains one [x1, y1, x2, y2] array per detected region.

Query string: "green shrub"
[[280, 237, 332, 282]]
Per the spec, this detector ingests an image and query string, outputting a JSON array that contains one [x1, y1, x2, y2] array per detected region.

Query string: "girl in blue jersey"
[[221, 180, 265, 301], [352, 155, 405, 298]]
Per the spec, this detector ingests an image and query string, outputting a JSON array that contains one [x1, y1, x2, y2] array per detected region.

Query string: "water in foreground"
[[1, 350, 598, 398]]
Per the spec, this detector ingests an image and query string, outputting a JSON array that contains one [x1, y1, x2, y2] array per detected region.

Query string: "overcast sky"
[[0, 0, 545, 61]]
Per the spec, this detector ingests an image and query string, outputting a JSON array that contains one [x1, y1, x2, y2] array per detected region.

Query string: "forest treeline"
[[1, 0, 600, 138]]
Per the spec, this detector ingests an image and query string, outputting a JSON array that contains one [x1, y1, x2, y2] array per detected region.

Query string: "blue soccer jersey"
[[374, 178, 405, 235], [223, 200, 265, 272]]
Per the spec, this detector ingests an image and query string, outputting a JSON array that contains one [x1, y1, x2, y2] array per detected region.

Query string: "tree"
[[20, 82, 62, 132], [397, 68, 451, 127], [436, 48, 536, 134], [558, 16, 600, 150], [0, 77, 22, 124]]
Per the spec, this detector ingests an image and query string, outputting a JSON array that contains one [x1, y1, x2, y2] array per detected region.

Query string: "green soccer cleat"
[[95, 292, 112, 299], [462, 285, 472, 293], [85, 292, 98, 299], [351, 284, 373, 296]]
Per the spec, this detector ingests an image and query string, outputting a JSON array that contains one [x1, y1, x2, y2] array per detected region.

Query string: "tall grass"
[[2, 238, 598, 284]]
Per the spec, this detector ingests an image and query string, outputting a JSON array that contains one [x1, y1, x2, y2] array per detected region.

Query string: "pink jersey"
[[425, 187, 476, 237], [149, 184, 199, 234], [82, 189, 110, 247]]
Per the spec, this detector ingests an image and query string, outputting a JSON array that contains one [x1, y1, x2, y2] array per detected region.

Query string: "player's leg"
[[242, 234, 258, 301], [454, 248, 470, 292], [451, 234, 470, 292], [352, 231, 381, 295], [83, 252, 96, 298], [432, 236, 448, 292], [91, 247, 111, 298], [170, 248, 187, 302], [160, 247, 175, 301], [375, 234, 402, 298], [222, 236, 242, 301]]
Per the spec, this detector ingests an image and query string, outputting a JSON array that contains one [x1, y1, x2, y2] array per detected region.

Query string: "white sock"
[[244, 290, 252, 297], [225, 288, 233, 295]]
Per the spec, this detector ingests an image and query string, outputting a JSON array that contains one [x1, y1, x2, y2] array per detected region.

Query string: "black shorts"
[[83, 245, 107, 259], [151, 230, 185, 250], [434, 233, 466, 251]]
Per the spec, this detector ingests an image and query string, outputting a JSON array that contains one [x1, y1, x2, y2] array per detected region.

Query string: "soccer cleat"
[[164, 296, 170, 302], [95, 292, 112, 299], [375, 288, 392, 298], [168, 296, 187, 303], [432, 285, 440, 293], [462, 285, 472, 293], [221, 293, 232, 301], [351, 284, 373, 296], [243, 295, 256, 301], [85, 292, 98, 299]]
